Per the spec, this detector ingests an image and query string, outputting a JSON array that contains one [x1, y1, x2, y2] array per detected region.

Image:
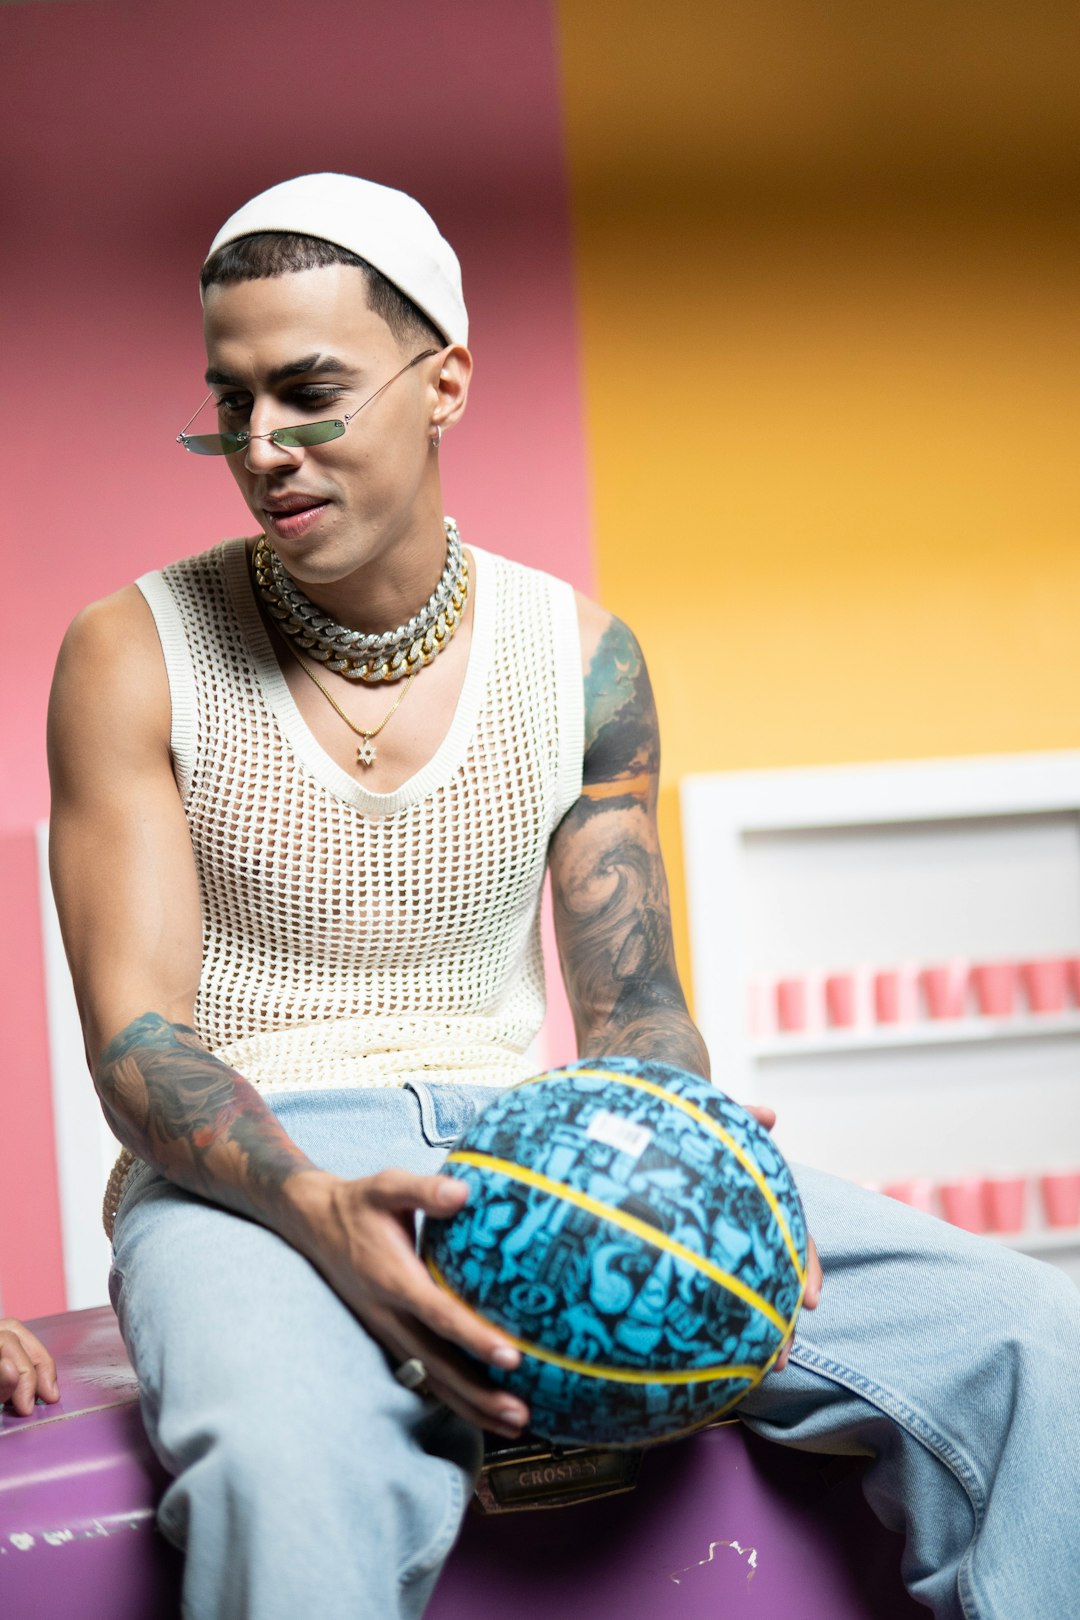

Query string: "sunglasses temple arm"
[[342, 348, 440, 426], [178, 390, 217, 437]]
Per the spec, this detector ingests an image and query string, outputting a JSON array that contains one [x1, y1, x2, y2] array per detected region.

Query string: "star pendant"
[[356, 740, 377, 768]]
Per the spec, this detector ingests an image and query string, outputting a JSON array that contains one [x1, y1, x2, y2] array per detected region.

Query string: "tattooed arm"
[[94, 1015, 317, 1224], [48, 588, 528, 1433], [48, 589, 317, 1232], [550, 601, 821, 1345], [549, 602, 710, 1075]]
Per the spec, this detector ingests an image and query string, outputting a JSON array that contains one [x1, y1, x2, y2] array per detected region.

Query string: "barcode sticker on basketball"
[[586, 1110, 653, 1159]]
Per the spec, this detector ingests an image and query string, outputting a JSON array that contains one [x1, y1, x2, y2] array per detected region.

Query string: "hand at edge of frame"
[[0, 1319, 60, 1416]]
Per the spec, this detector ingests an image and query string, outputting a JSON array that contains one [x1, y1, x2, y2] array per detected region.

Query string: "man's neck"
[[266, 508, 453, 636]]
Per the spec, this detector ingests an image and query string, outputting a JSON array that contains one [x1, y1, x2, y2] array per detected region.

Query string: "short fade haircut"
[[200, 231, 445, 350]]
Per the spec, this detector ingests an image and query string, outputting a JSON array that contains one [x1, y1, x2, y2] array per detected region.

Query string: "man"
[[0, 1319, 58, 1415], [48, 173, 1079, 1619]]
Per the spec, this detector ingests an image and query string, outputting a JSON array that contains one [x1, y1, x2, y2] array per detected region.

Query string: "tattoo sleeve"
[[95, 1012, 315, 1222], [549, 617, 711, 1078]]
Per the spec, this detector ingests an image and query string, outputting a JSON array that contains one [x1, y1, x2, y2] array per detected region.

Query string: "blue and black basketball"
[[420, 1057, 808, 1447]]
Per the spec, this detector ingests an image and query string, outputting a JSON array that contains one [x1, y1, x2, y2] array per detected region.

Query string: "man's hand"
[[90, 1014, 529, 1433], [288, 1168, 529, 1439], [774, 1234, 822, 1371], [0, 1319, 60, 1416]]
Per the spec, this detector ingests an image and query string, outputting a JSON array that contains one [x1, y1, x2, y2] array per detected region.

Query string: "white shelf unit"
[[751, 1010, 1080, 1059], [680, 751, 1080, 1285]]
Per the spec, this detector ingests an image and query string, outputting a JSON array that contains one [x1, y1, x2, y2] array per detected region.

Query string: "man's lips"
[[261, 497, 332, 542], [261, 494, 330, 516]]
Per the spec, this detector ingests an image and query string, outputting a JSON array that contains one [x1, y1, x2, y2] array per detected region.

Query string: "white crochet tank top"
[[136, 537, 584, 1093]]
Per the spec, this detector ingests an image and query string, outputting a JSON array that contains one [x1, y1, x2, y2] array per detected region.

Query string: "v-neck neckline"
[[223, 536, 496, 815]]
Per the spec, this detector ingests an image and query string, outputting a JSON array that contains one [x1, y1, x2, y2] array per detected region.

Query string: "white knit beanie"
[[203, 172, 468, 346]]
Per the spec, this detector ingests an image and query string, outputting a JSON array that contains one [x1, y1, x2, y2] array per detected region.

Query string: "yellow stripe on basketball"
[[531, 1066, 807, 1286], [445, 1149, 791, 1336], [424, 1256, 768, 1386]]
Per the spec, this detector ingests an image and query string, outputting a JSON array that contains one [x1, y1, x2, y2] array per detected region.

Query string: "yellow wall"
[[557, 0, 1080, 995]]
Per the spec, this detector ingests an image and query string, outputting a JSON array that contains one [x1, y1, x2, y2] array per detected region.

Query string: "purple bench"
[[1, 1308, 920, 1618]]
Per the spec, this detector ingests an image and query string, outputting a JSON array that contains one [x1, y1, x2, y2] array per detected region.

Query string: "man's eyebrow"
[[203, 355, 355, 387]]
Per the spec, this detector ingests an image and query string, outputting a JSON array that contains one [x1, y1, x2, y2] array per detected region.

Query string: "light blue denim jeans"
[[111, 1085, 1080, 1620], [110, 1083, 490, 1620], [741, 1168, 1080, 1617]]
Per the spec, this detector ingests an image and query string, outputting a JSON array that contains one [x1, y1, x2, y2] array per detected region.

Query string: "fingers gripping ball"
[[420, 1058, 808, 1447]]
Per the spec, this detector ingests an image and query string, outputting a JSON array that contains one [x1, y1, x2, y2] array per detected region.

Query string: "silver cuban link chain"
[[253, 516, 468, 683]]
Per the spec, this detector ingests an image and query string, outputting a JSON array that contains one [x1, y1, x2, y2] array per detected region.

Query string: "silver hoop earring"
[[430, 424, 443, 450]]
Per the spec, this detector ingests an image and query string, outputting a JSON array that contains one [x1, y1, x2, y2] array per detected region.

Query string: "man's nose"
[[242, 411, 303, 473]]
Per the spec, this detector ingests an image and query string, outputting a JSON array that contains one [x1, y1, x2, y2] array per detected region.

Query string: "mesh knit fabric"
[[136, 537, 584, 1094]]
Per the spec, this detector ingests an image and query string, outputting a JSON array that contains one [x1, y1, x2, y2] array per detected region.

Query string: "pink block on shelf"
[[873, 968, 918, 1025], [982, 1177, 1026, 1233], [881, 1178, 936, 1215], [775, 977, 808, 1033], [1065, 957, 1080, 1007], [824, 972, 857, 1028], [970, 962, 1018, 1018], [919, 962, 969, 1020], [1040, 1172, 1080, 1228], [746, 979, 776, 1038], [938, 1178, 987, 1232], [1021, 959, 1068, 1015]]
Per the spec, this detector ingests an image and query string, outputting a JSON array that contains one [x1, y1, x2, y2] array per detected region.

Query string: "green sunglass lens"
[[274, 420, 346, 448], [181, 433, 245, 456]]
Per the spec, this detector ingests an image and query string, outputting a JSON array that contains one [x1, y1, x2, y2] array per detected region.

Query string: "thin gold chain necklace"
[[282, 636, 416, 768]]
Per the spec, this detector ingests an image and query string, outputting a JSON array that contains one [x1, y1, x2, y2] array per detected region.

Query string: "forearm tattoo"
[[552, 619, 710, 1078], [95, 1012, 313, 1215]]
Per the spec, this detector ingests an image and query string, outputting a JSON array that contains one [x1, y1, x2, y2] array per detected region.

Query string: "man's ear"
[[430, 345, 473, 434]]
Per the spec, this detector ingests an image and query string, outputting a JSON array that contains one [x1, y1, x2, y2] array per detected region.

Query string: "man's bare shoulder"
[[50, 585, 171, 770], [573, 590, 615, 674], [59, 583, 160, 663]]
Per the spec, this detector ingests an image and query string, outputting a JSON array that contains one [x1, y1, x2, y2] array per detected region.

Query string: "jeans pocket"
[[404, 1081, 478, 1149]]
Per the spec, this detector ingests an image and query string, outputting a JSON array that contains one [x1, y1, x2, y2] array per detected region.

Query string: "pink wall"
[[0, 834, 65, 1316], [4, 0, 592, 833], [2, 0, 589, 1314]]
